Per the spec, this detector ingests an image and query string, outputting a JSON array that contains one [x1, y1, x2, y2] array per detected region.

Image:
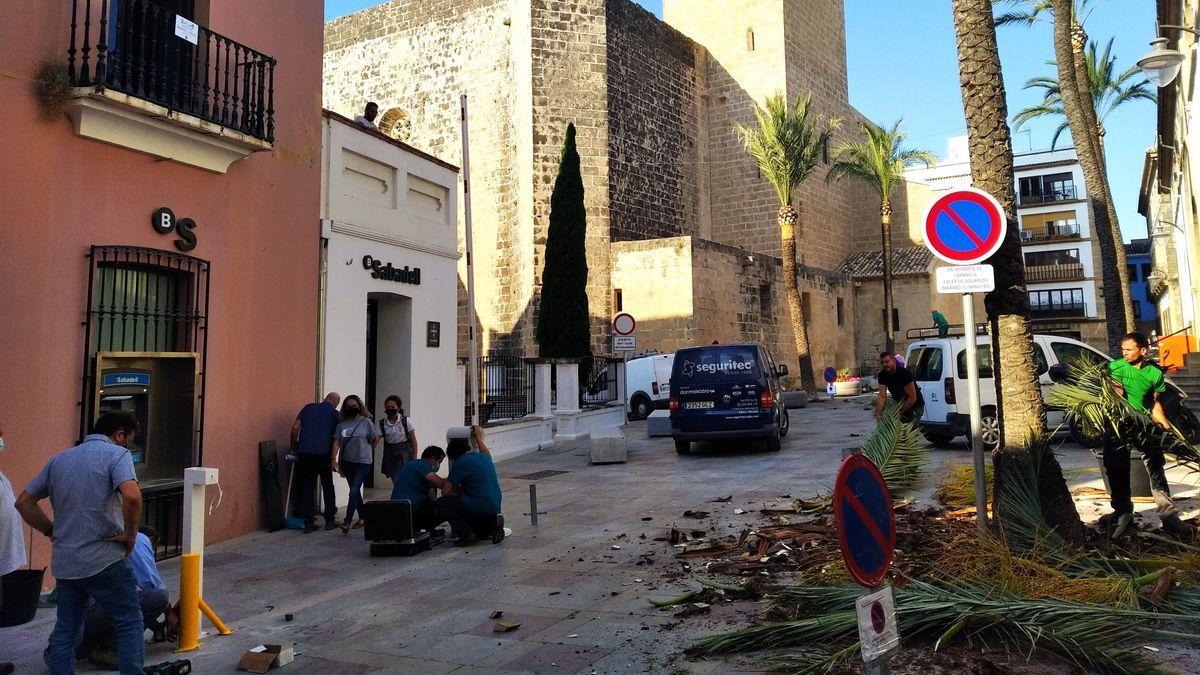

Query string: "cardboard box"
[[237, 644, 294, 673]]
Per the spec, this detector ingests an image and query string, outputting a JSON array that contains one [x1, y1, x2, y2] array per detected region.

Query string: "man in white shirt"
[[355, 102, 379, 130], [0, 423, 26, 675]]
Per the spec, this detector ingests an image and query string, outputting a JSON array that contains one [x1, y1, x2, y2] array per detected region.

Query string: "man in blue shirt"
[[291, 392, 341, 533], [16, 412, 145, 675], [390, 446, 453, 533], [75, 526, 172, 665], [436, 426, 505, 547]]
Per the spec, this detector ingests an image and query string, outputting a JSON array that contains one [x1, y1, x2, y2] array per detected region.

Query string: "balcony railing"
[[1030, 302, 1087, 319], [68, 0, 276, 143], [1018, 185, 1078, 205], [1019, 223, 1081, 244], [1025, 262, 1085, 283]]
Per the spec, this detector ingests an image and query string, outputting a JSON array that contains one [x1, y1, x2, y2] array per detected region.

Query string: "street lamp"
[[1138, 37, 1186, 87]]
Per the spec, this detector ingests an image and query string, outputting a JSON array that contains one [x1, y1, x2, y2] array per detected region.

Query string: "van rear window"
[[675, 347, 760, 382], [908, 347, 943, 381]]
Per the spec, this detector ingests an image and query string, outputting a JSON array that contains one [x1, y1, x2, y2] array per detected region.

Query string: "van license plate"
[[684, 401, 714, 409]]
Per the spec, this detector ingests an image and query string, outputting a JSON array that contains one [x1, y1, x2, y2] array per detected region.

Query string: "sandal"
[[339, 521, 350, 534], [352, 519, 365, 530]]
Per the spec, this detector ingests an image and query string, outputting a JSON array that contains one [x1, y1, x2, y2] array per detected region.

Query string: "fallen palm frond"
[[933, 462, 993, 506], [857, 402, 929, 496], [694, 579, 1199, 674], [1047, 358, 1200, 473]]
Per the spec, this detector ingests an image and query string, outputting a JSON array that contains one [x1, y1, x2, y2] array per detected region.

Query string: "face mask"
[[346, 407, 360, 417], [386, 409, 399, 418]]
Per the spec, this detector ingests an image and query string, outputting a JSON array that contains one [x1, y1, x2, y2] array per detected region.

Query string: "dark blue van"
[[668, 343, 789, 455]]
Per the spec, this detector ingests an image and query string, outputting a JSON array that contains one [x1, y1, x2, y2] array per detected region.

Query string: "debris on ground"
[[493, 620, 522, 632]]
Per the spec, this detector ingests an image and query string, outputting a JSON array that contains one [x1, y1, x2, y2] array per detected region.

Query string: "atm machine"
[[93, 353, 199, 489]]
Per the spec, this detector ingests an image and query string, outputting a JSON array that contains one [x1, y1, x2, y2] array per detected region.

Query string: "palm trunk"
[[780, 203, 815, 392], [881, 199, 896, 352], [952, 0, 1083, 543], [1060, 9, 1134, 347]]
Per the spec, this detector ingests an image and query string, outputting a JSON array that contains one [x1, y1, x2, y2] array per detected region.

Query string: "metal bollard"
[[530, 484, 539, 526]]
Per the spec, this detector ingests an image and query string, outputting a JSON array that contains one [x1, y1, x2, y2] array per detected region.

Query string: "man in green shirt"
[[1104, 332, 1189, 539]]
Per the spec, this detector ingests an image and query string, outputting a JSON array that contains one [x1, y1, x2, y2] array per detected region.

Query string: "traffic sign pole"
[[962, 295, 988, 530]]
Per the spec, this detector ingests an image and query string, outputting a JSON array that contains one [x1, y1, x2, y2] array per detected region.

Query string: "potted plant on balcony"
[[833, 369, 862, 396]]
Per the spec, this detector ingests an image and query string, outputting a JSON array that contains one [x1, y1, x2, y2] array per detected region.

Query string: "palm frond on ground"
[[693, 579, 1196, 674]]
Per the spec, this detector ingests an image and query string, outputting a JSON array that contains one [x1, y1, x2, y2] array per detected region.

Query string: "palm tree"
[[951, 0, 1083, 541], [826, 120, 935, 352], [997, 0, 1135, 351], [734, 93, 838, 393], [1013, 38, 1156, 151]]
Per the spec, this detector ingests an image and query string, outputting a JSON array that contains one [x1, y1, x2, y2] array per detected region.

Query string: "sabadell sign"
[[363, 255, 421, 285]]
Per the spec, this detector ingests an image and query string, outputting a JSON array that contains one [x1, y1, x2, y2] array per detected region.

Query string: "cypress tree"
[[536, 123, 592, 359]]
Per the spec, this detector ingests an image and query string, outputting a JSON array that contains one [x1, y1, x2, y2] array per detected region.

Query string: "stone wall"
[[612, 236, 858, 382], [530, 0, 614, 357], [852, 269, 987, 367], [323, 0, 525, 355], [605, 0, 706, 242]]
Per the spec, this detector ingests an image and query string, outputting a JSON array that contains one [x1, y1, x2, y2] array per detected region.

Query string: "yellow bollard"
[[177, 553, 200, 652], [199, 598, 232, 636]]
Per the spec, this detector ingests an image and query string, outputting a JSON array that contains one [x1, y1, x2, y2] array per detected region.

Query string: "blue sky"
[[325, 0, 1158, 241]]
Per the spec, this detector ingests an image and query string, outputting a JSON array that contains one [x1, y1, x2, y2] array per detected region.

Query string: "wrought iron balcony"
[[1018, 185, 1078, 205], [68, 0, 276, 143], [1018, 223, 1081, 244], [1025, 262, 1085, 283], [1029, 302, 1087, 319]]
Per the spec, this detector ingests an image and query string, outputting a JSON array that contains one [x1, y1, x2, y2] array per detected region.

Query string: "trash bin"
[[0, 568, 45, 627], [1090, 448, 1153, 498]]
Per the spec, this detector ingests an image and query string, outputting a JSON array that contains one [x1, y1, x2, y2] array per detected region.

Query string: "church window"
[[746, 28, 755, 51], [378, 107, 412, 142]]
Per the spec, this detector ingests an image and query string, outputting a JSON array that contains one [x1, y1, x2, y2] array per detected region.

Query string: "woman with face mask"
[[331, 396, 379, 533], [379, 395, 418, 481]]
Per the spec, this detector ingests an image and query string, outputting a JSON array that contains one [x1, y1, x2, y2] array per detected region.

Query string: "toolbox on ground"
[[361, 499, 431, 556]]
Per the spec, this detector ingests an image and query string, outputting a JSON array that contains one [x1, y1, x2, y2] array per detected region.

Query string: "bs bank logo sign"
[[680, 360, 753, 378]]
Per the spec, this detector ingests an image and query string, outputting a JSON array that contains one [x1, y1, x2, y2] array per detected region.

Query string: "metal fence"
[[461, 356, 536, 425], [142, 482, 183, 560], [69, 0, 277, 142], [579, 357, 620, 407]]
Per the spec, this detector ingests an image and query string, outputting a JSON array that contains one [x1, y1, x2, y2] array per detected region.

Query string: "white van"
[[626, 352, 675, 419], [905, 332, 1111, 448]]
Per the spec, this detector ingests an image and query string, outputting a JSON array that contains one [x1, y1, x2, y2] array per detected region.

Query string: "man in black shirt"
[[875, 352, 923, 423]]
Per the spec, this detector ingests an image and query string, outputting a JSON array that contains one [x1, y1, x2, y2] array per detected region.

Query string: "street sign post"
[[923, 187, 1006, 531], [612, 313, 636, 353], [856, 586, 900, 665], [823, 366, 837, 399], [834, 452, 896, 587], [834, 452, 899, 672]]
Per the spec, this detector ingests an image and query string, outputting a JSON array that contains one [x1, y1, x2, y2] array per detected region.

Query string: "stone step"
[[1185, 352, 1200, 368]]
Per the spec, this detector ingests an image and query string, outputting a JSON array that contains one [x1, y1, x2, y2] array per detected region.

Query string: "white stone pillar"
[[532, 361, 555, 448], [554, 361, 588, 441]]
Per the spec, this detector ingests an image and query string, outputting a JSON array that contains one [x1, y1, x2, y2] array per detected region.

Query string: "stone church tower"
[[324, 0, 885, 370]]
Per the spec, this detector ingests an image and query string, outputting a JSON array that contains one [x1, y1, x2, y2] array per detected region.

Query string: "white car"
[[905, 333, 1123, 448], [625, 353, 675, 419]]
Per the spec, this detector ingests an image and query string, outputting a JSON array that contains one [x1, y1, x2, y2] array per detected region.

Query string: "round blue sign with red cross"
[[823, 367, 837, 384], [833, 452, 896, 587], [922, 187, 1008, 265]]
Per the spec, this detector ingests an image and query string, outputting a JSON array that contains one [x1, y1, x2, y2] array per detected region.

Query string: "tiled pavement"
[[5, 396, 1198, 673]]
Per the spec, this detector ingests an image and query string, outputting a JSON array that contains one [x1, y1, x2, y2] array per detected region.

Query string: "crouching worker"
[[390, 446, 453, 536], [74, 526, 174, 666], [436, 425, 505, 547]]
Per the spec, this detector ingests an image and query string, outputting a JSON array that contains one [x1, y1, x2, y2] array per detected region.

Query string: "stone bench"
[[589, 427, 627, 464]]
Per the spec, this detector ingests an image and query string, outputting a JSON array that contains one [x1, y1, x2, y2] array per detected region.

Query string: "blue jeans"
[[343, 460, 372, 524], [47, 558, 144, 674]]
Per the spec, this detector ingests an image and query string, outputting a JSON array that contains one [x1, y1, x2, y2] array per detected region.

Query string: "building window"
[[1141, 263, 1152, 280], [1127, 263, 1138, 281], [801, 291, 812, 325], [746, 28, 755, 51], [613, 288, 623, 312], [1029, 288, 1085, 318], [759, 283, 772, 317], [1024, 249, 1079, 267], [882, 308, 899, 331], [836, 297, 844, 326], [822, 139, 830, 165], [1018, 172, 1077, 205]]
